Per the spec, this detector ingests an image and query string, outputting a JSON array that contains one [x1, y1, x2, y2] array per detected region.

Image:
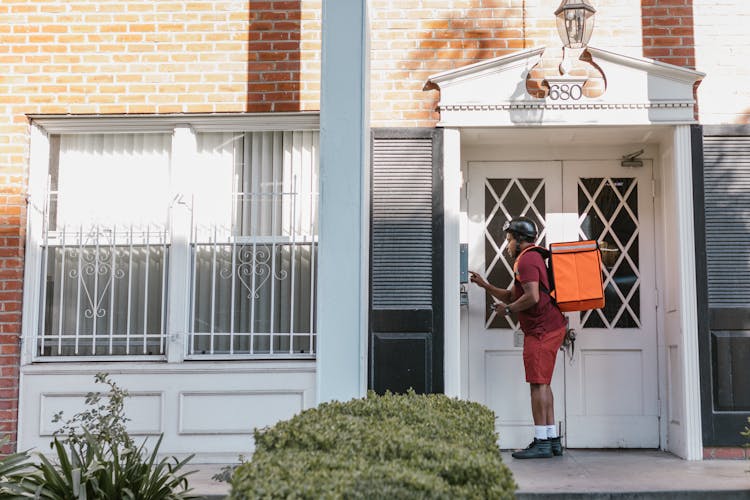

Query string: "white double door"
[[467, 160, 659, 449]]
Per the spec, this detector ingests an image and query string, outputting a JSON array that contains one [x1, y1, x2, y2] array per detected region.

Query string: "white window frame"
[[21, 113, 320, 365]]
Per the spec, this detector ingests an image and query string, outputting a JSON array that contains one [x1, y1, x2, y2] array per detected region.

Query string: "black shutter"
[[696, 124, 750, 445], [369, 128, 443, 394]]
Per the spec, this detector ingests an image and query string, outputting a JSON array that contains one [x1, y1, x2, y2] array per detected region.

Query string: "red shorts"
[[523, 326, 567, 384]]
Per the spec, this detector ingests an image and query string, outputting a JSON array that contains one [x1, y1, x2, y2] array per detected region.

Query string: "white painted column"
[[443, 128, 462, 397], [673, 125, 703, 460], [21, 124, 50, 365], [166, 125, 197, 363], [317, 0, 369, 402]]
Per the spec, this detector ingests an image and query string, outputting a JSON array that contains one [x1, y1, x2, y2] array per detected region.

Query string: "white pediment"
[[427, 46, 705, 127]]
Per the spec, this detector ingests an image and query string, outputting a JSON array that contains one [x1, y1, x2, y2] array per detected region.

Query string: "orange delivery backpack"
[[517, 240, 605, 313]]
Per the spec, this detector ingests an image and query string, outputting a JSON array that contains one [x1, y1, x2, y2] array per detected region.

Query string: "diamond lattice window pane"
[[484, 178, 546, 329], [578, 177, 641, 330]]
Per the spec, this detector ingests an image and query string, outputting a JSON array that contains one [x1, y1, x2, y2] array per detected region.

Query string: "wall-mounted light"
[[555, 0, 596, 49]]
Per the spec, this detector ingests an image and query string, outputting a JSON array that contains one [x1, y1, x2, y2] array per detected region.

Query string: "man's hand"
[[469, 271, 488, 289], [470, 271, 513, 304], [491, 301, 508, 314]]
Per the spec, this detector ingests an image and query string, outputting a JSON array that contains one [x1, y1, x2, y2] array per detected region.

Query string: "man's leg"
[[532, 380, 564, 456], [530, 383, 554, 425], [513, 383, 554, 459]]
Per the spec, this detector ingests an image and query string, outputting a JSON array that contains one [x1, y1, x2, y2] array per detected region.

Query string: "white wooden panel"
[[580, 350, 643, 416], [18, 361, 315, 463], [485, 351, 531, 425], [566, 416, 660, 448], [40, 392, 163, 436], [179, 391, 303, 435]]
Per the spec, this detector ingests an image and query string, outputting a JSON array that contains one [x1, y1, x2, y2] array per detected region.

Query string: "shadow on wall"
[[411, 9, 604, 122], [414, 8, 543, 122], [247, 1, 302, 112]]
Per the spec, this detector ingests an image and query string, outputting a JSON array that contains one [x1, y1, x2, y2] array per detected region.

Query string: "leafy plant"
[[12, 433, 197, 500], [7, 372, 197, 499], [230, 390, 516, 499], [0, 436, 32, 498], [52, 372, 133, 451]]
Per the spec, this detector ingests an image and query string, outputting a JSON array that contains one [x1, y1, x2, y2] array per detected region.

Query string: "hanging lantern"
[[554, 0, 596, 49]]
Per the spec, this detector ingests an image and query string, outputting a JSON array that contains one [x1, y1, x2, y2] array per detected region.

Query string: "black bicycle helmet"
[[503, 216, 538, 242]]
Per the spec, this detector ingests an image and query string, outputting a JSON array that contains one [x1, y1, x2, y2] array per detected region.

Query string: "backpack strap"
[[513, 245, 556, 303]]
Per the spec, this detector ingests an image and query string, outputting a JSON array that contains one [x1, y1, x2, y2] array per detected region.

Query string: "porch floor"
[[190, 450, 750, 499], [507, 449, 750, 499]]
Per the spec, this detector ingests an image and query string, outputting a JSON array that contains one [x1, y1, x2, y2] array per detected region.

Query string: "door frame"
[[443, 125, 703, 459]]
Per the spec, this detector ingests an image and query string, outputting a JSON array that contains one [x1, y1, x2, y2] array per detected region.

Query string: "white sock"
[[534, 426, 547, 440], [546, 425, 558, 439]]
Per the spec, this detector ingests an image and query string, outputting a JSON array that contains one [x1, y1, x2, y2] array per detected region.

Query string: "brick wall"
[[0, 0, 321, 453], [641, 0, 696, 69], [368, 1, 646, 127], [1, 0, 747, 454], [693, 1, 750, 124], [249, 0, 321, 111]]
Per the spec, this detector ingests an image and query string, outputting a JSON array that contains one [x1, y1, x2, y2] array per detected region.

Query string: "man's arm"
[[509, 280, 540, 312], [469, 271, 512, 303]]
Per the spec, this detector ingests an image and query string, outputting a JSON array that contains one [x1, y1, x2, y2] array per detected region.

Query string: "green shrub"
[[230, 391, 516, 499]]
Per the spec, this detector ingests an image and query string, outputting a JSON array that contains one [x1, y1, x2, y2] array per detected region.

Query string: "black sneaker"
[[511, 438, 553, 459], [549, 436, 563, 456]]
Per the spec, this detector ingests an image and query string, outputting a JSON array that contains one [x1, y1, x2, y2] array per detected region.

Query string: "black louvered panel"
[[369, 129, 444, 396], [371, 138, 433, 309], [703, 136, 750, 307], [697, 127, 750, 444]]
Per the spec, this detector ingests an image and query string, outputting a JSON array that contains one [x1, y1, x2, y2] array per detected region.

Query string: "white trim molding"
[[672, 125, 703, 460], [28, 112, 320, 134], [427, 46, 705, 127], [442, 128, 461, 398]]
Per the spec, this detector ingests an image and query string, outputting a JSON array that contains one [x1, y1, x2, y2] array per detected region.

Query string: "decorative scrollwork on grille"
[[220, 245, 289, 299]]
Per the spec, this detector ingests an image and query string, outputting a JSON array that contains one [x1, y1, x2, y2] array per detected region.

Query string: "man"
[[469, 216, 567, 459]]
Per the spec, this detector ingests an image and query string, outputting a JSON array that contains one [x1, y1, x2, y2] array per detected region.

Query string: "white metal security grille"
[[35, 130, 319, 360], [189, 132, 318, 358], [38, 134, 171, 357]]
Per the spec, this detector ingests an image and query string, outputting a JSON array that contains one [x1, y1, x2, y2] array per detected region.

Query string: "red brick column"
[[0, 158, 24, 456], [248, 0, 302, 112], [641, 0, 696, 69], [642, 1, 700, 126]]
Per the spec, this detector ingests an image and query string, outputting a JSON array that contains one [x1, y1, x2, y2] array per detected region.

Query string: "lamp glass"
[[555, 0, 596, 49]]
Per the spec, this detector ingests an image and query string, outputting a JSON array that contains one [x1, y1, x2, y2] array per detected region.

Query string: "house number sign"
[[545, 77, 587, 102], [548, 83, 583, 101]]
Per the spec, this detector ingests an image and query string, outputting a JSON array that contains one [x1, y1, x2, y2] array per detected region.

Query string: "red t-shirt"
[[513, 248, 566, 336]]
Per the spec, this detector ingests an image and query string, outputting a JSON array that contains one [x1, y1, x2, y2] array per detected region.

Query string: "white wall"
[[694, 1, 750, 124]]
